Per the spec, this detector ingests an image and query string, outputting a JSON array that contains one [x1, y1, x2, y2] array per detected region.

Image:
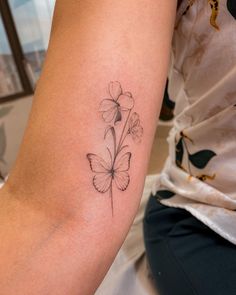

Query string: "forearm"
[[1, 0, 177, 293]]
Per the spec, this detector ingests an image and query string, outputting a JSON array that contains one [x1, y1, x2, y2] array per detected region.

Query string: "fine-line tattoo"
[[87, 81, 143, 215]]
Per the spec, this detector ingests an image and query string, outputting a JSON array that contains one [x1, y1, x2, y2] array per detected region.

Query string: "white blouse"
[[153, 0, 236, 244]]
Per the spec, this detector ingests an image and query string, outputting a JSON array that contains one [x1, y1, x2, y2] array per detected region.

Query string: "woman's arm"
[[0, 0, 177, 294]]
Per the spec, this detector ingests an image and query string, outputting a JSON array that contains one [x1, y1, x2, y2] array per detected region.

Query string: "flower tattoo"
[[87, 81, 143, 215], [128, 112, 143, 143], [99, 81, 134, 124]]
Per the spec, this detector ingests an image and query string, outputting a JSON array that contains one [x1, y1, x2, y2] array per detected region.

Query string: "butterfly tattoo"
[[86, 81, 143, 215], [87, 152, 131, 193]]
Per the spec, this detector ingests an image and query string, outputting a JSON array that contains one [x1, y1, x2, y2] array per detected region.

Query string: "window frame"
[[0, 0, 33, 103]]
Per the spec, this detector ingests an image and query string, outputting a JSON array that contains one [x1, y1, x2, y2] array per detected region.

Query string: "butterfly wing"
[[113, 152, 131, 172], [93, 173, 112, 193], [87, 153, 112, 193], [87, 153, 111, 173], [113, 171, 130, 191], [113, 152, 131, 191]]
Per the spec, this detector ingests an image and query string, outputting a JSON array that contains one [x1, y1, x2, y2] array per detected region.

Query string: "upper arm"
[[3, 1, 177, 293], [8, 0, 177, 204]]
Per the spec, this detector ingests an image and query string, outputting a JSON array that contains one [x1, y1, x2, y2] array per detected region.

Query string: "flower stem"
[[110, 127, 117, 162], [110, 182, 114, 216], [119, 133, 128, 149], [116, 109, 132, 155]]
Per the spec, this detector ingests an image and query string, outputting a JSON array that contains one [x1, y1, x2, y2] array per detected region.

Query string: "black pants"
[[143, 195, 236, 295]]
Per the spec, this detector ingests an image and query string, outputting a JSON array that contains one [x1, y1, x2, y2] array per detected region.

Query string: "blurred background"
[[0, 0, 55, 99], [0, 0, 174, 181], [0, 0, 55, 178]]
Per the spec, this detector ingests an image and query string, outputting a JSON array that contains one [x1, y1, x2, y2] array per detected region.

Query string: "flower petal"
[[129, 112, 139, 128], [135, 125, 143, 137], [102, 107, 118, 122], [118, 94, 134, 110], [114, 109, 122, 124], [131, 126, 143, 142], [109, 81, 122, 100], [100, 99, 117, 112], [124, 91, 132, 98]]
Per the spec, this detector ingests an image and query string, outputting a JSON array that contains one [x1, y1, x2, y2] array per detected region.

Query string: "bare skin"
[[0, 0, 177, 294]]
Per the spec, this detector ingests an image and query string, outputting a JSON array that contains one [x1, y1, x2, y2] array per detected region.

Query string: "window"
[[0, 0, 55, 102], [8, 0, 55, 84], [0, 14, 23, 99]]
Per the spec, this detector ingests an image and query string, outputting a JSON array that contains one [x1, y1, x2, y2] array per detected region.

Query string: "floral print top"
[[153, 0, 236, 244]]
